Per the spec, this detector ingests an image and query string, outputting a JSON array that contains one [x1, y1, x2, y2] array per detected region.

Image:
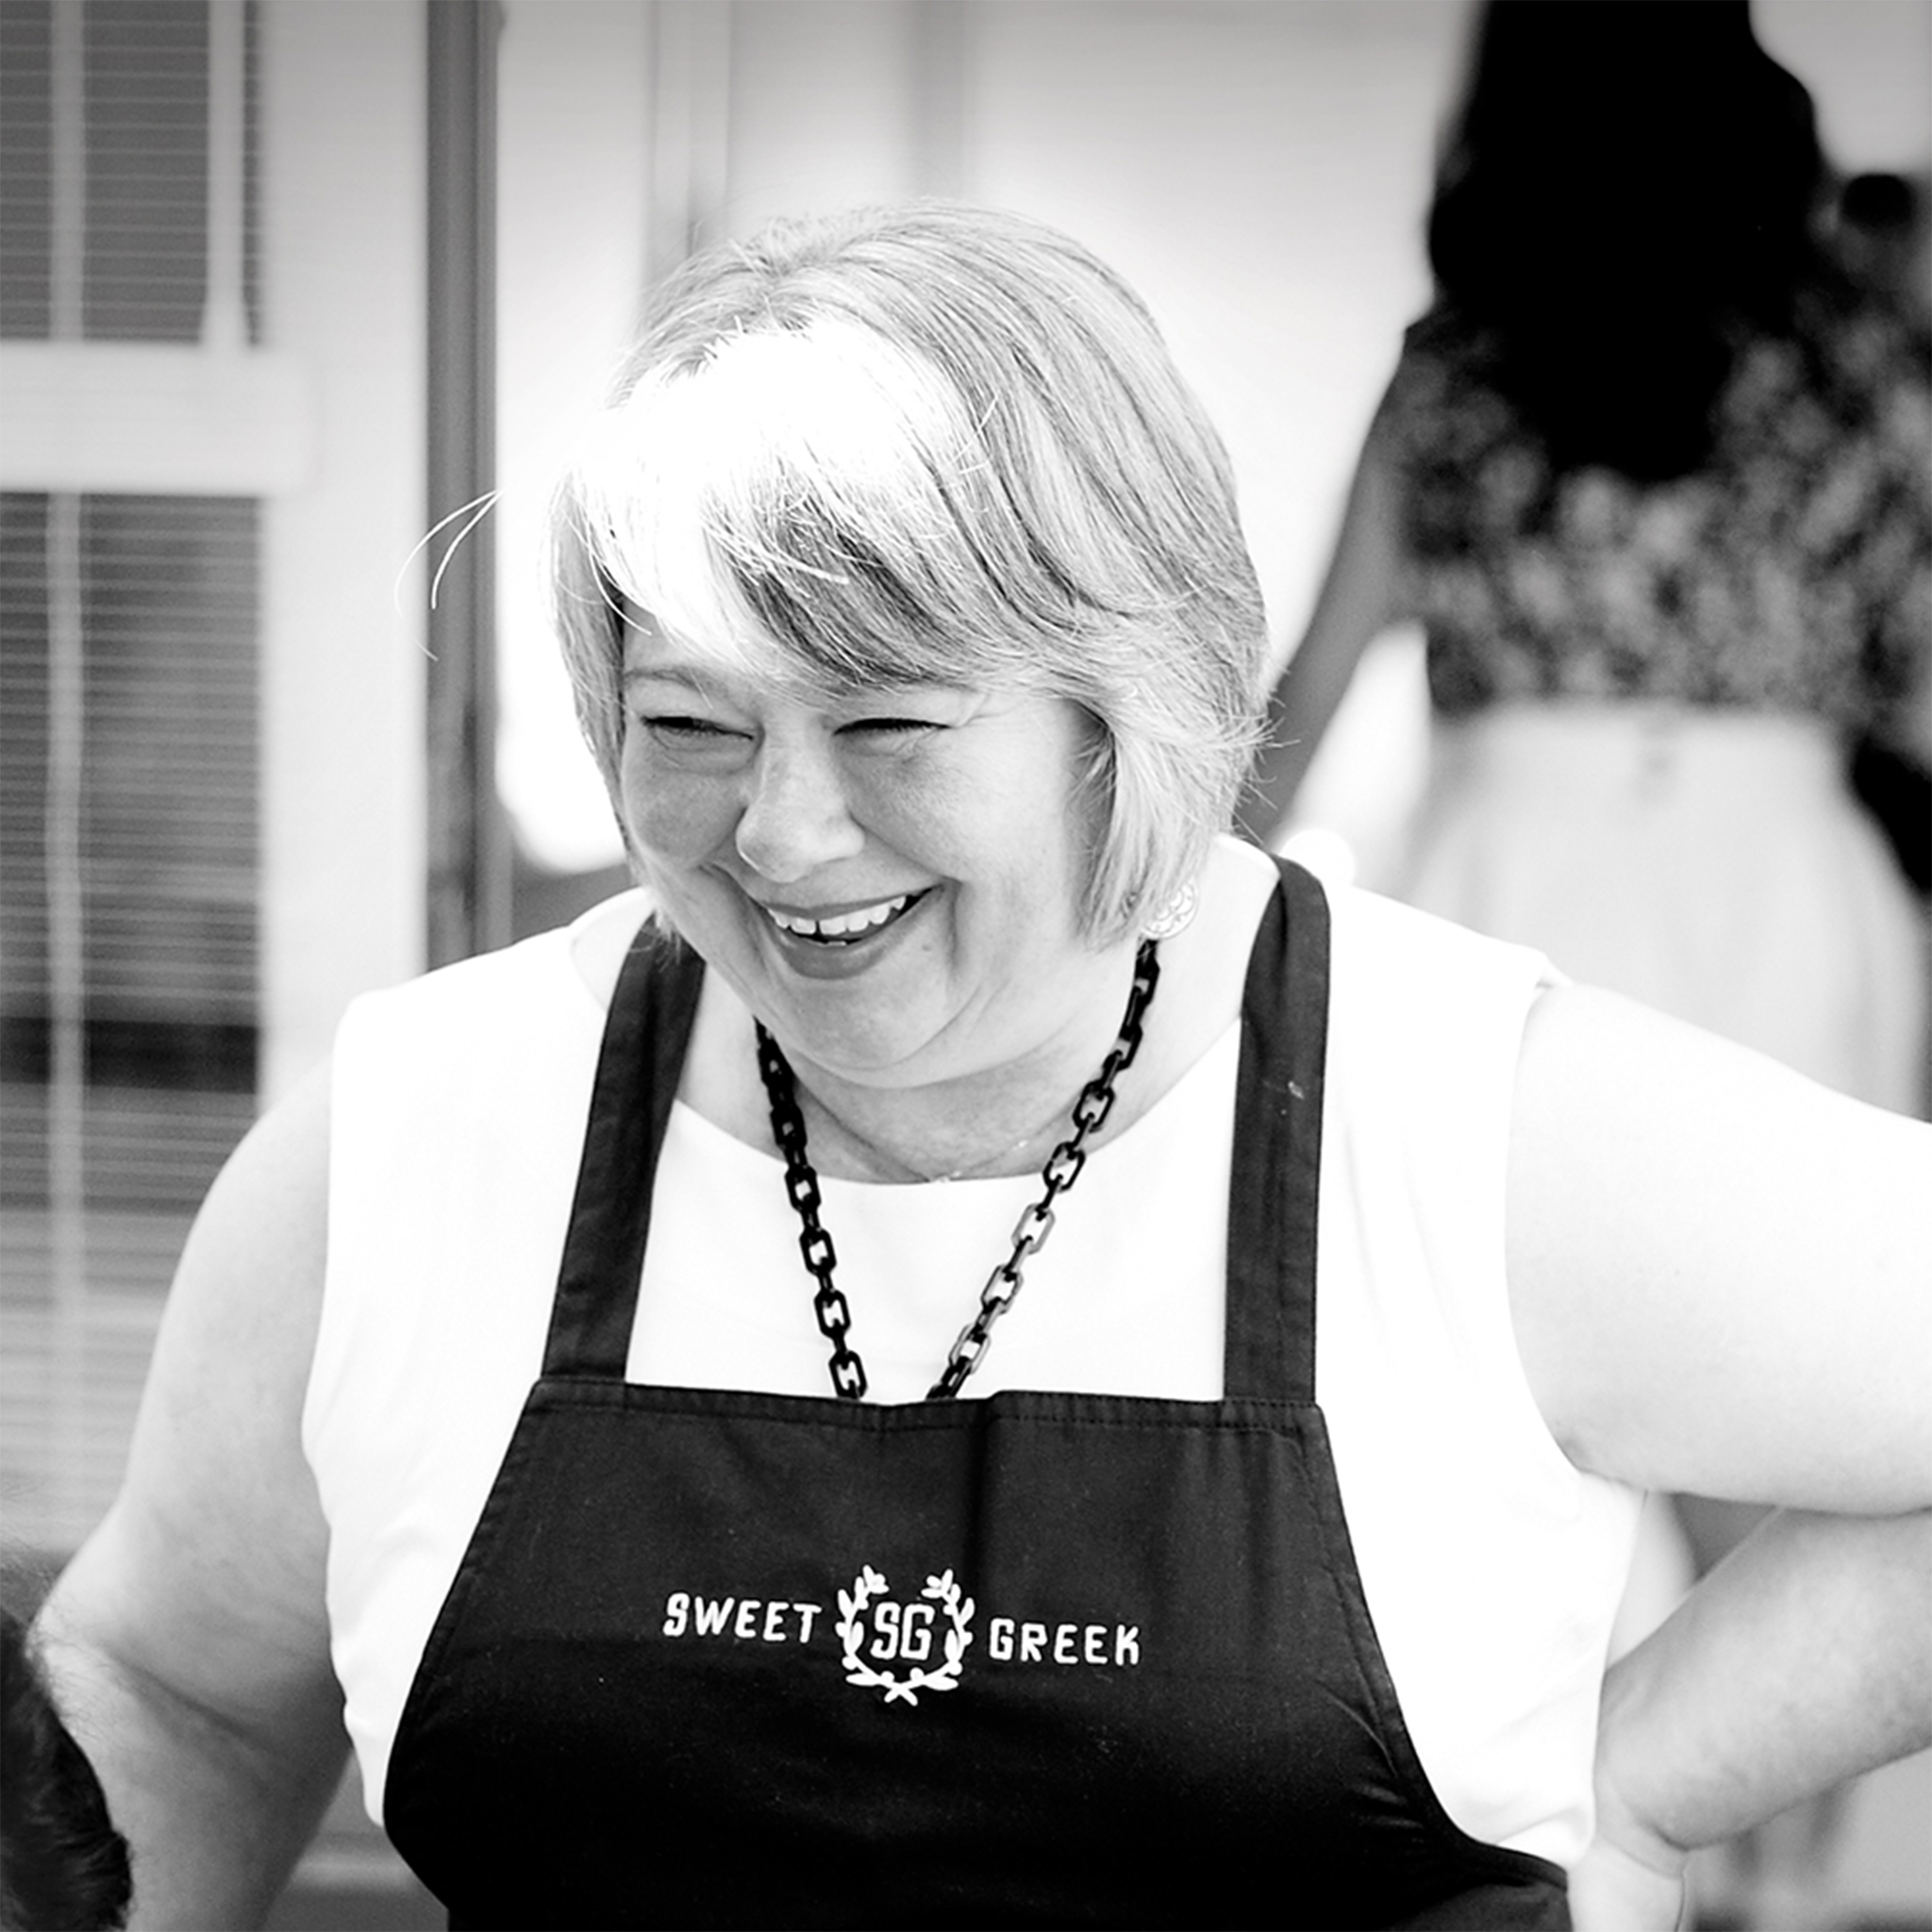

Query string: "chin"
[[778, 1006, 941, 1082]]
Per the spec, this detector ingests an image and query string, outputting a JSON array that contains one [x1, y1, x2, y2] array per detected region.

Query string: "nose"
[[732, 733, 865, 884]]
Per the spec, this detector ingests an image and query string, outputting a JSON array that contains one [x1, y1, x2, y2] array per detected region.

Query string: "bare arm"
[[1236, 439, 1404, 845], [1507, 987, 1929, 1508], [1577, 1507, 1932, 1930], [1506, 990, 1932, 1924], [35, 1062, 346, 1928]]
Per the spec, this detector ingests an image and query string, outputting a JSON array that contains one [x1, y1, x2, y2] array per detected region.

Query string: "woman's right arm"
[[33, 1061, 348, 1929], [1235, 437, 1404, 846], [1505, 988, 1932, 1930]]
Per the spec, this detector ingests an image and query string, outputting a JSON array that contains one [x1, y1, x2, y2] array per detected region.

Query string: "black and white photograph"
[[2, 3, 1928, 1927]]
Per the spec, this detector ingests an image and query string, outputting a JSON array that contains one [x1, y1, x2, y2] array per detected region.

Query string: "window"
[[0, 0, 262, 1562]]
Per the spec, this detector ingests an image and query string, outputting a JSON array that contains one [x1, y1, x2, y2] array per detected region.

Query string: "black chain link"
[[758, 1025, 871, 1398], [754, 941, 1160, 1401]]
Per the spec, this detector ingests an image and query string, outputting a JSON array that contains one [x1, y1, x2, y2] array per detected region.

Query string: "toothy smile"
[[763, 891, 923, 944]]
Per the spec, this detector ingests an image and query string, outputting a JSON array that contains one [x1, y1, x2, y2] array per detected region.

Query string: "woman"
[[1241, 0, 1931, 1116], [30, 203, 1931, 1930]]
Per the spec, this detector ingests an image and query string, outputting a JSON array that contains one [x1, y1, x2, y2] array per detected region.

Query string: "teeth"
[[769, 893, 911, 941]]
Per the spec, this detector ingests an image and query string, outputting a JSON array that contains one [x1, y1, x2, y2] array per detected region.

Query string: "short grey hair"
[[551, 201, 1267, 941]]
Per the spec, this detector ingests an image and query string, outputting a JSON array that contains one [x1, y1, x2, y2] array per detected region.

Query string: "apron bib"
[[384, 860, 1569, 1928]]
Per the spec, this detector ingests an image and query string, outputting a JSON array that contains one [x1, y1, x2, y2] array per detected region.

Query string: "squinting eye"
[[842, 717, 941, 740], [643, 716, 741, 743]]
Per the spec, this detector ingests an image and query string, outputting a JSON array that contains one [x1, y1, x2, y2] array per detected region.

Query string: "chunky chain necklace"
[[754, 940, 1161, 1401]]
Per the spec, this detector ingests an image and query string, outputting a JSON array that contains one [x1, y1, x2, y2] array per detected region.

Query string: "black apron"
[[384, 859, 1570, 1928]]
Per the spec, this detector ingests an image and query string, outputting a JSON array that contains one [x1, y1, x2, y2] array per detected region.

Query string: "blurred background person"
[[1835, 168, 1931, 318], [1240, 6, 1931, 1925], [1836, 167, 1932, 908], [1241, 0, 1929, 1122]]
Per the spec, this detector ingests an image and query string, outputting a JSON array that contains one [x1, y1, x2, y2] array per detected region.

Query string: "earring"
[[1141, 879, 1199, 941]]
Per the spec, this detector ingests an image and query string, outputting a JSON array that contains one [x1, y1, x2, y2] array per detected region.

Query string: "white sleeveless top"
[[307, 869, 1641, 1865]]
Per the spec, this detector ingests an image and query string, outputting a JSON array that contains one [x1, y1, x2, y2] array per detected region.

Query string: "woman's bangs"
[[576, 321, 1000, 691], [722, 479, 1004, 692]]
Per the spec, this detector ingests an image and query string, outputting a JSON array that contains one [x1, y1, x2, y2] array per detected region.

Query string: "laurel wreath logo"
[[835, 1566, 975, 1705]]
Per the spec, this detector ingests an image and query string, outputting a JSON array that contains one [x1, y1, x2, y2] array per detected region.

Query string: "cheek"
[[620, 734, 737, 863]]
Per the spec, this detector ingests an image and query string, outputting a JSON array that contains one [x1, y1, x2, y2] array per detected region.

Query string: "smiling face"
[[619, 618, 1124, 1092]]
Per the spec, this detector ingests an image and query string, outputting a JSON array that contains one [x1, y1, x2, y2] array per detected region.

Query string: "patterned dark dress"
[[1363, 293, 1929, 1108]]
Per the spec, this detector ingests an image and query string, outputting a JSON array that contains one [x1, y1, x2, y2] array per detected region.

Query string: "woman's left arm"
[[1504, 987, 1932, 1921], [1583, 1507, 1931, 1925]]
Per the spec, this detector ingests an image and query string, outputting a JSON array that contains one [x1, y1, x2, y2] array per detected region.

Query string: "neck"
[[780, 945, 1153, 1186], [796, 1080, 1074, 1185]]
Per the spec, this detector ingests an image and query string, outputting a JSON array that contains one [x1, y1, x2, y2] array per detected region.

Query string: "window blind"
[[0, 0, 262, 1562]]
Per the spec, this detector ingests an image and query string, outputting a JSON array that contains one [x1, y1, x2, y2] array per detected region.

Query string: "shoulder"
[[343, 889, 653, 1032], [334, 891, 658, 1109], [1325, 883, 1551, 1041], [1313, 886, 1555, 1238], [1376, 323, 1447, 434], [328, 889, 659, 1200], [1374, 310, 1526, 508], [1400, 304, 1488, 366], [1233, 859, 1554, 1049], [1387, 308, 1501, 407]]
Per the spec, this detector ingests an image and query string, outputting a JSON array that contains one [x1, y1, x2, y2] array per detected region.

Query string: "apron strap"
[[544, 861, 1332, 1398], [542, 920, 705, 1379], [1224, 858, 1331, 1404]]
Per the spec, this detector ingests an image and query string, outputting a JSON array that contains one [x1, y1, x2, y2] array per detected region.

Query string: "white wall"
[[1758, 0, 1932, 171], [493, 0, 1932, 876], [259, 0, 428, 1098], [495, 0, 1474, 869], [496, 0, 656, 872], [964, 0, 1470, 656]]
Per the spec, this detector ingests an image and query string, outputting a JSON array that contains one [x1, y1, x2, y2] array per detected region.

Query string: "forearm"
[[37, 1597, 346, 1929], [1595, 1507, 1932, 1873], [25, 1066, 350, 1924]]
